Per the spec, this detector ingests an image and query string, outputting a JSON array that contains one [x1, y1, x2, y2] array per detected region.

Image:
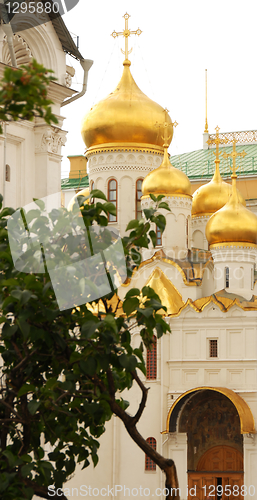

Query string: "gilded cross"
[[111, 13, 142, 62], [207, 126, 229, 162], [155, 108, 178, 148], [222, 138, 246, 177]]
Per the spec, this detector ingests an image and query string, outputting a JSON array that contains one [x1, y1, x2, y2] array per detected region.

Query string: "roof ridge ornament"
[[111, 13, 142, 65]]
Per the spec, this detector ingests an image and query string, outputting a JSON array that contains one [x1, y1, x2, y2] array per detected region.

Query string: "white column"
[[168, 433, 187, 500], [244, 434, 257, 499]]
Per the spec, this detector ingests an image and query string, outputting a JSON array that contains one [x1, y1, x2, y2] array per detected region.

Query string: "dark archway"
[[179, 390, 243, 471]]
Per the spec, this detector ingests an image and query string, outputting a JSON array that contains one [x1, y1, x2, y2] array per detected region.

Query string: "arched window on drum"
[[136, 179, 143, 220], [108, 179, 117, 222]]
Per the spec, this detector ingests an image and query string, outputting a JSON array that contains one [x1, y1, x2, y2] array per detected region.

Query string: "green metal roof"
[[170, 143, 257, 181], [61, 176, 89, 190]]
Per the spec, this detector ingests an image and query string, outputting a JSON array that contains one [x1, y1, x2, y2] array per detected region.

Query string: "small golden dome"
[[81, 60, 173, 151], [192, 160, 245, 217], [206, 175, 257, 246], [67, 188, 90, 212], [142, 148, 191, 197]]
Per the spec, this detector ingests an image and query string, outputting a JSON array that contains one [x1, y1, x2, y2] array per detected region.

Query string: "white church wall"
[[168, 434, 187, 500], [201, 262, 214, 296], [166, 308, 257, 395], [191, 215, 209, 250]]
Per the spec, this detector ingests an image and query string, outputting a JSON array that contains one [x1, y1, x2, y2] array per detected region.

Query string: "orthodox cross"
[[222, 138, 246, 177], [111, 13, 142, 62], [207, 126, 229, 162], [155, 108, 178, 148]]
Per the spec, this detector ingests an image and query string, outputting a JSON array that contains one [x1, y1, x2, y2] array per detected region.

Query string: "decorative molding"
[[191, 216, 210, 225], [36, 127, 67, 154], [3, 34, 32, 66], [88, 164, 158, 174], [85, 144, 164, 158], [142, 196, 192, 210], [209, 129, 257, 146]]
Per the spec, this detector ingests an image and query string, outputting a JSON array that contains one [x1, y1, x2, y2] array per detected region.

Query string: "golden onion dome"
[[142, 147, 191, 197], [81, 60, 173, 152], [192, 160, 245, 217], [67, 188, 90, 212], [206, 174, 257, 246]]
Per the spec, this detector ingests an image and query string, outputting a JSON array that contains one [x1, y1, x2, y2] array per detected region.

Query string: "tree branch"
[[130, 370, 149, 426], [24, 479, 68, 500]]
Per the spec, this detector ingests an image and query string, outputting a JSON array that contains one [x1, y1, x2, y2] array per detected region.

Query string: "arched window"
[[108, 179, 117, 222], [156, 225, 162, 246], [146, 336, 156, 379], [136, 179, 143, 220], [5, 164, 10, 182], [225, 267, 229, 288], [145, 437, 156, 471]]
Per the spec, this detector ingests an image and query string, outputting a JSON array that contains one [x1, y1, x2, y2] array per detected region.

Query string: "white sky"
[[61, 0, 257, 176]]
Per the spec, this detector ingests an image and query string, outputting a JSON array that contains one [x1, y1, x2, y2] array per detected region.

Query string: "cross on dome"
[[222, 138, 246, 178], [155, 108, 178, 148], [111, 13, 142, 63], [207, 126, 229, 162]]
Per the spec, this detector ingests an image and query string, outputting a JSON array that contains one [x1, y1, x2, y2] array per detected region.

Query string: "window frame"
[[156, 225, 162, 247], [225, 266, 229, 288], [146, 336, 157, 380], [5, 164, 10, 182], [209, 338, 218, 358], [107, 178, 117, 222], [135, 178, 143, 220], [145, 437, 157, 471]]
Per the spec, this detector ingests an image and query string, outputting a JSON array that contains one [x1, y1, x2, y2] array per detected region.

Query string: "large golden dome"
[[81, 60, 173, 152], [206, 174, 257, 247], [192, 160, 245, 217], [142, 147, 191, 197]]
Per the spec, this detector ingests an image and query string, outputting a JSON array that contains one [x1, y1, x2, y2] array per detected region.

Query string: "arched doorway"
[[164, 388, 255, 500], [188, 445, 244, 499]]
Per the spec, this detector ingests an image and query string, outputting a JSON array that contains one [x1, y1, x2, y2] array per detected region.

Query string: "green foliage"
[[0, 59, 58, 133], [0, 190, 170, 499]]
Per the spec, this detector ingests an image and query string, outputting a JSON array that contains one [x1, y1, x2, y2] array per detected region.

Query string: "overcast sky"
[[61, 0, 257, 176]]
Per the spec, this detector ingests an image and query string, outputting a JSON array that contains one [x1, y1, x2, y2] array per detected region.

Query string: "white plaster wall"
[[191, 215, 210, 250], [211, 246, 257, 298]]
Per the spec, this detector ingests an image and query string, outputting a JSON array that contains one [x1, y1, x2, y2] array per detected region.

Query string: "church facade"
[[0, 7, 89, 210], [64, 18, 257, 500]]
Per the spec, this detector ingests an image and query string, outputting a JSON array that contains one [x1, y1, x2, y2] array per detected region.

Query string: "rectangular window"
[[225, 267, 229, 288], [146, 337, 157, 379], [209, 339, 218, 358], [145, 438, 156, 471], [136, 179, 143, 220], [156, 225, 162, 246]]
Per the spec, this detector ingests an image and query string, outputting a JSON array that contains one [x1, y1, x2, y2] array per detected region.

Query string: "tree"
[[0, 63, 180, 500], [0, 59, 58, 134]]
